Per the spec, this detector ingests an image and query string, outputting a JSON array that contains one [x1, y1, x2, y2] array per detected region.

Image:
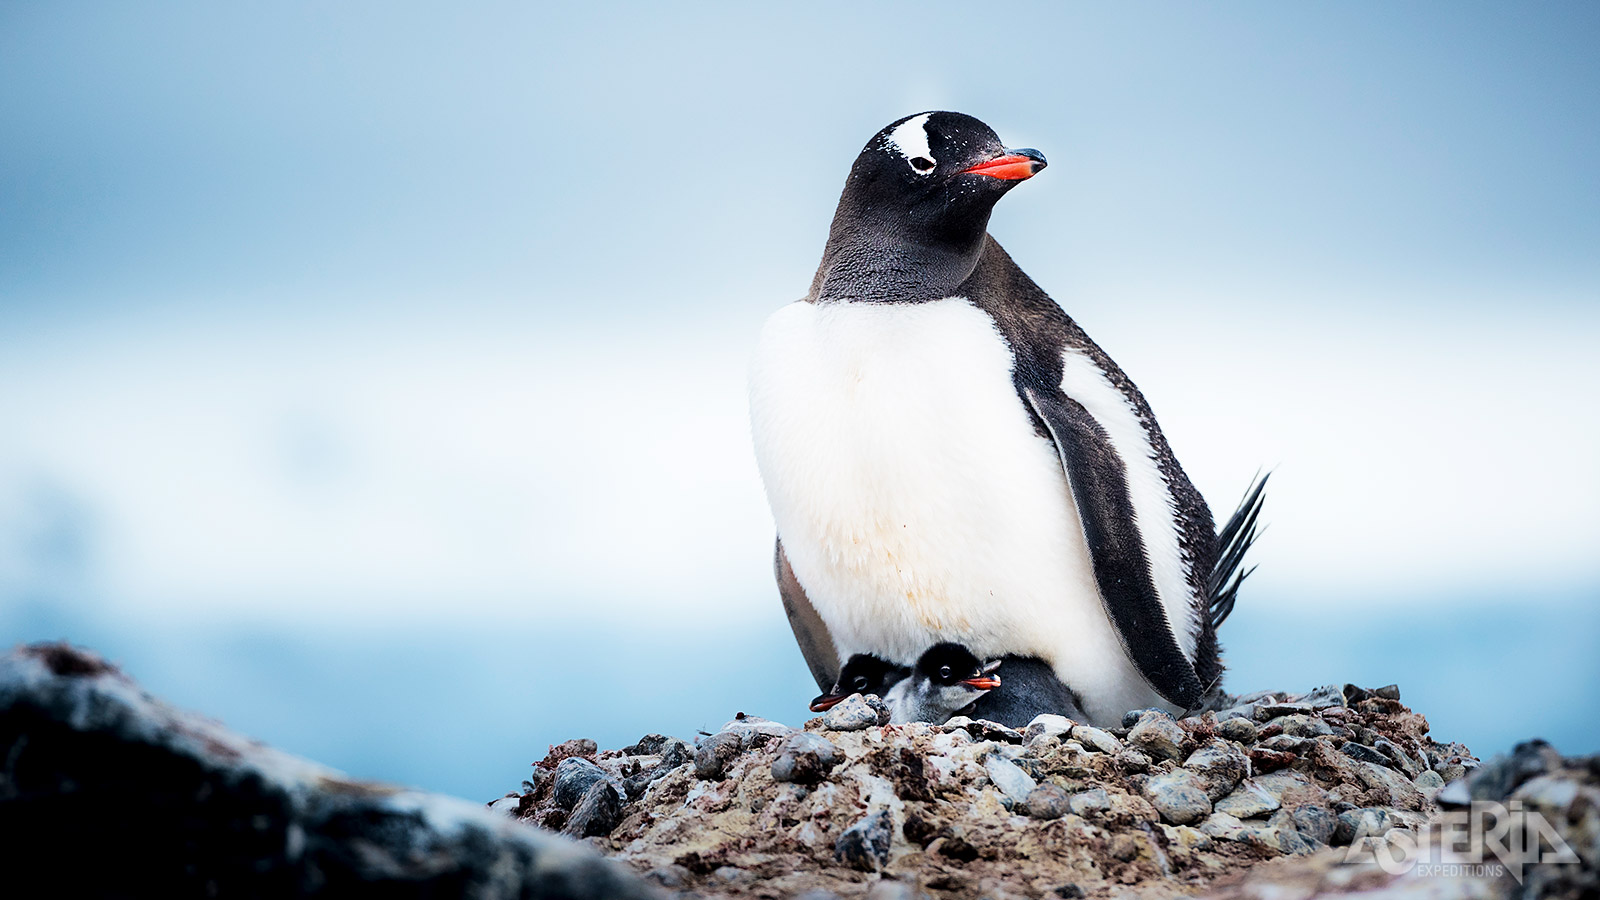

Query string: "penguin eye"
[[938, 665, 952, 681], [909, 156, 935, 174], [852, 676, 869, 692]]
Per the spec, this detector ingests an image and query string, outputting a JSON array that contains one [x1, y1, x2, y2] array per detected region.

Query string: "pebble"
[[822, 694, 888, 731], [1025, 784, 1071, 820], [1354, 760, 1425, 810], [1126, 711, 1186, 761], [1068, 788, 1111, 817], [1215, 717, 1258, 744], [694, 731, 744, 780], [985, 753, 1038, 804], [561, 780, 622, 837], [1252, 771, 1330, 807], [1183, 740, 1250, 801], [1070, 725, 1123, 755], [1198, 811, 1246, 840], [1373, 684, 1401, 701], [1162, 824, 1213, 851], [552, 757, 613, 810], [1257, 734, 1312, 753], [1253, 702, 1314, 721], [1272, 714, 1335, 738], [1288, 804, 1337, 845], [487, 795, 520, 817], [718, 714, 794, 743], [1340, 742, 1392, 767], [1213, 781, 1280, 819], [771, 732, 842, 784], [1413, 769, 1445, 796], [1117, 749, 1153, 773], [1334, 807, 1394, 845], [1297, 684, 1347, 709], [835, 810, 892, 871], [1144, 769, 1213, 825], [1122, 708, 1166, 728], [1025, 714, 1076, 741]]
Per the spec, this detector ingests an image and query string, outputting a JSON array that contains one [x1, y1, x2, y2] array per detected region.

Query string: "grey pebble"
[[772, 732, 842, 784], [561, 780, 622, 838], [1334, 807, 1394, 845], [1068, 788, 1111, 817], [1214, 781, 1280, 819], [822, 693, 889, 731], [1288, 805, 1338, 846], [1183, 740, 1250, 801], [1144, 769, 1213, 825], [985, 753, 1038, 803], [552, 757, 612, 810], [694, 731, 744, 780], [1216, 717, 1258, 744], [1070, 725, 1123, 755], [1117, 749, 1153, 773], [1273, 714, 1335, 738], [1126, 710, 1186, 761]]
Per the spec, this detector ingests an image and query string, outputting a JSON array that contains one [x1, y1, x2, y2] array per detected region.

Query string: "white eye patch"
[[883, 113, 936, 174]]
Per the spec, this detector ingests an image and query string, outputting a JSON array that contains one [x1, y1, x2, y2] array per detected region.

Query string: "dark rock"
[[553, 757, 615, 810], [1254, 702, 1314, 721], [623, 734, 672, 755], [1025, 784, 1072, 819], [694, 731, 744, 780], [834, 810, 892, 871], [563, 780, 623, 838], [1333, 807, 1394, 845], [1341, 742, 1392, 767], [0, 643, 660, 899], [1373, 684, 1401, 701], [656, 737, 694, 771], [771, 732, 841, 784], [1287, 804, 1337, 845], [1054, 885, 1086, 899]]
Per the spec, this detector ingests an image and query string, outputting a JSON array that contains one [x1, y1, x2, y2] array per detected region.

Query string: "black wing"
[[1023, 386, 1206, 708], [775, 538, 840, 692]]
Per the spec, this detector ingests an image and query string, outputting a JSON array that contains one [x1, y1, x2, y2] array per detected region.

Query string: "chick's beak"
[[959, 148, 1047, 181], [961, 675, 1002, 691], [809, 693, 847, 712]]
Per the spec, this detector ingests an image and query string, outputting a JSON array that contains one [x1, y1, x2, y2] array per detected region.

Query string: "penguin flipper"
[[1022, 385, 1207, 709], [775, 538, 840, 692]]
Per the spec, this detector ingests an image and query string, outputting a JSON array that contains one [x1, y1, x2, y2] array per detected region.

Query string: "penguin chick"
[[883, 643, 1002, 724], [809, 654, 910, 712]]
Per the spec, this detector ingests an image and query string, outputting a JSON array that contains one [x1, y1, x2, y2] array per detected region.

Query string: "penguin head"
[[809, 654, 910, 712], [884, 642, 1003, 724], [840, 111, 1046, 252]]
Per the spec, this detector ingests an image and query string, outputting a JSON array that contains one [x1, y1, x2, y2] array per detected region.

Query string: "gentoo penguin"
[[808, 654, 909, 712], [882, 643, 1002, 725], [750, 111, 1266, 726], [967, 655, 1090, 728]]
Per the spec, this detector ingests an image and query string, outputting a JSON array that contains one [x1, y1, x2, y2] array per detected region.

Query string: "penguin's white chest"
[[749, 297, 1158, 720]]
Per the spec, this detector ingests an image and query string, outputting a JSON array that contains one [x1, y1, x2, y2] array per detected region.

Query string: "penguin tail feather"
[[1207, 470, 1268, 630]]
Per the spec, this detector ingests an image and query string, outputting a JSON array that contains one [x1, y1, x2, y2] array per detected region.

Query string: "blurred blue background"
[[3, 2, 1597, 801]]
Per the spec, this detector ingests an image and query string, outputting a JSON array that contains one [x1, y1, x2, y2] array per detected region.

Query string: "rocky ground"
[[498, 687, 1592, 899], [5, 641, 1595, 898]]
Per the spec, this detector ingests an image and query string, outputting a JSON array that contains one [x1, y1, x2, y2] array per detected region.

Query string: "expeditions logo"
[[1343, 800, 1579, 883]]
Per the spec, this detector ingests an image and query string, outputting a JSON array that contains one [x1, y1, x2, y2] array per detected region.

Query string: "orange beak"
[[961, 675, 1002, 691], [959, 148, 1047, 181]]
